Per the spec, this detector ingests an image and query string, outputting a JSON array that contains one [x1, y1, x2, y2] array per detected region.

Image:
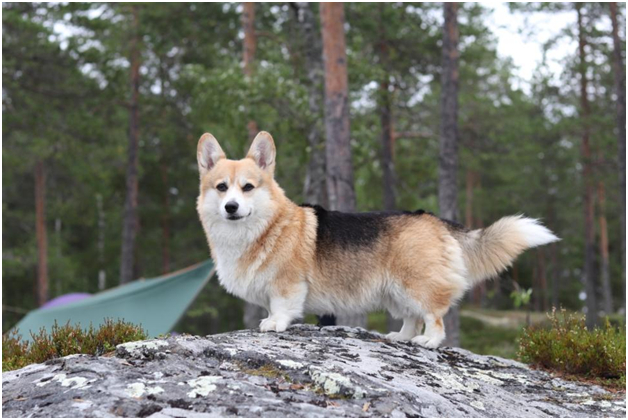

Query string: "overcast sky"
[[487, 2, 577, 94], [50, 3, 587, 97]]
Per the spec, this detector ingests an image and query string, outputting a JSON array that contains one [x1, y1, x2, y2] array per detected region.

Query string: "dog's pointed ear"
[[197, 133, 225, 176], [246, 131, 276, 174]]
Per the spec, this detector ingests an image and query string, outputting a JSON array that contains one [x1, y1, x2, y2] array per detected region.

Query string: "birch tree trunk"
[[120, 5, 140, 285], [320, 2, 365, 328], [440, 2, 460, 346]]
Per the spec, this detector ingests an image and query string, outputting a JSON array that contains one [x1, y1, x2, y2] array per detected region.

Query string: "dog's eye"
[[216, 183, 228, 192], [242, 183, 255, 192]]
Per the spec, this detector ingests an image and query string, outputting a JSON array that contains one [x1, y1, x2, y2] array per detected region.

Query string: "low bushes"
[[518, 308, 625, 389], [3, 319, 147, 371]]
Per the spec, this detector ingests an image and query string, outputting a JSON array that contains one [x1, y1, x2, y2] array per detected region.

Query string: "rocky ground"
[[2, 324, 625, 418]]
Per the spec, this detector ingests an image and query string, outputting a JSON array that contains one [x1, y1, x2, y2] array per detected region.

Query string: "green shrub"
[[2, 319, 147, 372], [2, 330, 29, 371], [518, 308, 626, 388]]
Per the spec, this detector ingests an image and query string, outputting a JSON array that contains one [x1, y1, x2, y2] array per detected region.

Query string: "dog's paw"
[[386, 332, 412, 342], [259, 317, 289, 333], [259, 317, 277, 332], [411, 335, 442, 349]]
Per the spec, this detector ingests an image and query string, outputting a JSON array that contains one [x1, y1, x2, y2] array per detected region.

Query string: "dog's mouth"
[[227, 211, 251, 221]]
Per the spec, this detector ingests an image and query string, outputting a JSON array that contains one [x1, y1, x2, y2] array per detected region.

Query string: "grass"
[[518, 308, 626, 390], [460, 316, 522, 359], [2, 319, 147, 372]]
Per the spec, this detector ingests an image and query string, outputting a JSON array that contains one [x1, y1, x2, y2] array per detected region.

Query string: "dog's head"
[[197, 131, 281, 226]]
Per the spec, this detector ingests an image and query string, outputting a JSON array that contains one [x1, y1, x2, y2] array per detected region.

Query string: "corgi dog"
[[196, 131, 559, 348]]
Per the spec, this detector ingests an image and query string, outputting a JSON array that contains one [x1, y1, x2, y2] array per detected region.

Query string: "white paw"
[[386, 332, 412, 342], [411, 335, 443, 349], [259, 317, 289, 333], [259, 317, 277, 332]]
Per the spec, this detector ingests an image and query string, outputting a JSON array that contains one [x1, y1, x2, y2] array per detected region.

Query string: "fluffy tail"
[[458, 215, 559, 286]]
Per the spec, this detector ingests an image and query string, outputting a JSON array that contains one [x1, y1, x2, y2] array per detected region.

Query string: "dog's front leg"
[[259, 281, 307, 333]]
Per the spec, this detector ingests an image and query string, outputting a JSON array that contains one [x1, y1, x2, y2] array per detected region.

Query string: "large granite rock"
[[2, 324, 625, 418]]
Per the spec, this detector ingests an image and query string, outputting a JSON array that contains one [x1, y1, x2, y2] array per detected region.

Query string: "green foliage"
[[367, 311, 388, 333], [2, 330, 29, 372], [2, 2, 626, 339], [2, 319, 147, 372], [518, 309, 626, 388], [510, 288, 533, 309]]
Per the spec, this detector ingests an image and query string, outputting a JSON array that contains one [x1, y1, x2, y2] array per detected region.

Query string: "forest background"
[[2, 2, 625, 357]]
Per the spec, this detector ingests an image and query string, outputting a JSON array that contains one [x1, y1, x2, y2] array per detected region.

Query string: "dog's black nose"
[[225, 202, 239, 214]]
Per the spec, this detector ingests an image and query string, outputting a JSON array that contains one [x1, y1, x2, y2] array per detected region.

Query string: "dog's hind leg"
[[386, 317, 424, 341], [411, 313, 446, 348]]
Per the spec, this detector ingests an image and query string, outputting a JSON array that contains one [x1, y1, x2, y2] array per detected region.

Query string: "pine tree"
[[439, 2, 461, 346], [120, 5, 141, 284], [320, 2, 365, 328]]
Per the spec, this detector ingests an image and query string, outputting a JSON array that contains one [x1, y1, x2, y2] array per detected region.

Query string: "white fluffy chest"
[[209, 224, 275, 309]]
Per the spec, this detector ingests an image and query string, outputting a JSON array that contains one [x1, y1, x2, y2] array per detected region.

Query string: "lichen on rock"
[[2, 324, 625, 418]]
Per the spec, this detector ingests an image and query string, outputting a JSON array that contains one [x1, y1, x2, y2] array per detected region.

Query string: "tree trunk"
[[538, 249, 548, 311], [576, 4, 598, 328], [295, 2, 328, 208], [532, 263, 540, 312], [550, 242, 560, 309], [242, 2, 256, 78], [440, 2, 460, 346], [35, 160, 48, 306], [465, 169, 474, 228], [377, 7, 396, 213], [609, 2, 626, 308], [597, 181, 613, 314], [320, 2, 356, 214], [548, 194, 560, 309], [242, 2, 265, 328], [379, 82, 396, 212], [161, 163, 171, 274], [439, 2, 460, 224], [320, 2, 364, 328], [96, 194, 106, 290], [243, 2, 259, 142], [54, 218, 62, 296], [375, 6, 402, 333], [466, 170, 485, 306], [120, 5, 140, 285]]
